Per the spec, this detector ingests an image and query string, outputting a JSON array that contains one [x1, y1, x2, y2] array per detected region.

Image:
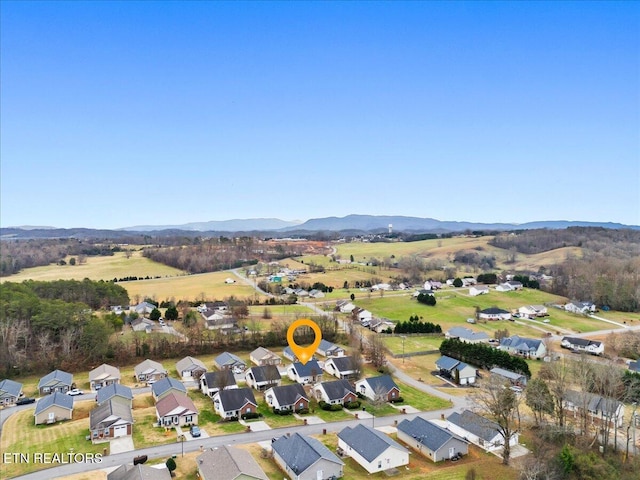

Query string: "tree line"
[[393, 316, 442, 334], [439, 338, 531, 377]]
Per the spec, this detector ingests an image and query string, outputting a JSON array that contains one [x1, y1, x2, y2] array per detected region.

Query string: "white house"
[[496, 281, 523, 292], [445, 327, 490, 344], [357, 310, 373, 322], [435, 356, 477, 385], [447, 410, 519, 452], [499, 335, 546, 359], [355, 375, 400, 402], [478, 307, 511, 321], [560, 337, 604, 356], [264, 384, 309, 412], [564, 301, 597, 314], [212, 388, 258, 419], [518, 305, 548, 319], [339, 302, 356, 314], [338, 424, 409, 473], [313, 379, 357, 406], [287, 361, 323, 385], [469, 285, 489, 297], [245, 365, 281, 391], [397, 416, 469, 462], [272, 433, 344, 480], [323, 356, 359, 380]]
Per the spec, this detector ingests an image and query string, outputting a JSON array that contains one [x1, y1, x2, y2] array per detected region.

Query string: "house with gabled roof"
[[323, 356, 359, 380], [469, 285, 489, 296], [490, 367, 528, 387], [38, 369, 73, 396], [314, 379, 357, 406], [272, 433, 344, 480], [200, 370, 237, 397], [518, 305, 548, 319], [214, 352, 246, 372], [176, 356, 207, 380], [287, 360, 323, 385], [397, 416, 468, 462], [34, 392, 73, 425], [564, 390, 625, 428], [250, 347, 282, 366], [132, 301, 157, 316], [245, 365, 281, 391], [131, 317, 156, 333], [499, 335, 546, 359], [478, 307, 511, 321], [447, 410, 519, 452], [560, 337, 604, 356], [0, 379, 23, 406], [564, 301, 596, 314], [338, 424, 409, 473], [151, 377, 187, 401], [134, 359, 167, 384], [89, 364, 121, 391], [212, 387, 257, 419], [264, 384, 309, 412], [435, 356, 477, 385], [355, 375, 400, 402], [96, 383, 133, 408], [107, 463, 172, 480], [89, 399, 133, 440], [316, 339, 345, 357], [445, 327, 490, 344], [156, 392, 198, 427], [197, 446, 268, 480]]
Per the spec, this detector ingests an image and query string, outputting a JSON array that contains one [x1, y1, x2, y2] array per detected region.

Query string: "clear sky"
[[1, 1, 639, 229]]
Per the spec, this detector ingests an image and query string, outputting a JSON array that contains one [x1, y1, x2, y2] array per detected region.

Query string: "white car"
[[66, 389, 84, 396]]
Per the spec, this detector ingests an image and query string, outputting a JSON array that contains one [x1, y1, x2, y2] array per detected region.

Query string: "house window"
[[391, 391, 396, 398], [104, 429, 110, 435], [378, 460, 382, 468], [43, 387, 50, 393], [298, 402, 304, 409], [173, 416, 179, 424], [185, 416, 192, 423], [246, 407, 251, 413]]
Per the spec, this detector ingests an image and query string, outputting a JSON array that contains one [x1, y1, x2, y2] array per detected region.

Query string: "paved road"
[[11, 408, 458, 480]]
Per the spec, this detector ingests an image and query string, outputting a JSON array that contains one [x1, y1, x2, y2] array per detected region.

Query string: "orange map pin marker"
[[287, 318, 322, 365]]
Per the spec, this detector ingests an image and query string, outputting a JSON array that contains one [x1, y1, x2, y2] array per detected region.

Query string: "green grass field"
[[383, 335, 444, 354]]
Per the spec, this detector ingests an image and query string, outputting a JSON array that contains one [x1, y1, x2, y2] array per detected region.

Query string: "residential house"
[[34, 392, 73, 425], [176, 356, 207, 380], [323, 356, 359, 380], [462, 278, 477, 287], [107, 464, 172, 480], [132, 301, 156, 316], [156, 392, 198, 427], [283, 346, 300, 362], [212, 387, 257, 419], [250, 347, 282, 366], [316, 339, 345, 357], [308, 289, 325, 299], [0, 379, 22, 406], [151, 377, 187, 401], [560, 337, 604, 356], [38, 369, 73, 396], [447, 410, 519, 452], [214, 352, 246, 373], [314, 379, 357, 406], [372, 320, 395, 334], [264, 384, 309, 412], [89, 399, 133, 440], [478, 307, 511, 321], [272, 433, 344, 480], [518, 305, 548, 319], [412, 289, 435, 298], [204, 315, 238, 332], [245, 365, 282, 391], [134, 359, 167, 384], [131, 317, 156, 333], [339, 302, 356, 314], [500, 335, 547, 359], [496, 281, 523, 292], [435, 356, 477, 385], [564, 390, 625, 428], [338, 424, 409, 473], [397, 416, 468, 462], [356, 309, 373, 322], [564, 301, 597, 315], [288, 360, 323, 385], [355, 375, 400, 402], [89, 364, 121, 391], [196, 446, 269, 480], [469, 285, 489, 297], [490, 367, 528, 387], [445, 327, 490, 344], [96, 383, 134, 408], [200, 370, 238, 397], [424, 281, 443, 290]]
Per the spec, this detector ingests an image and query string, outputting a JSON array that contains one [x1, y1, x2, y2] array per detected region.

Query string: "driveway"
[[109, 436, 134, 454]]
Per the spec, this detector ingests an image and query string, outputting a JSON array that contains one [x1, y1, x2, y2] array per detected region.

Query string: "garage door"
[[113, 425, 128, 437]]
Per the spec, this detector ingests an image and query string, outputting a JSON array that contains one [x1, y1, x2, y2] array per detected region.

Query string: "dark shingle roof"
[[272, 433, 343, 475], [436, 356, 461, 371], [0, 379, 22, 398], [35, 391, 73, 415], [151, 377, 186, 397], [562, 337, 602, 348], [337, 424, 407, 462], [291, 360, 322, 378], [447, 410, 501, 442], [398, 416, 465, 452], [90, 399, 133, 430], [319, 379, 355, 402], [215, 352, 246, 368], [248, 365, 281, 383], [480, 307, 510, 315], [96, 384, 133, 405], [197, 446, 268, 480], [268, 384, 308, 407], [216, 387, 257, 411], [202, 370, 236, 389], [326, 356, 355, 373], [318, 339, 342, 353], [361, 375, 398, 394], [38, 369, 73, 389]]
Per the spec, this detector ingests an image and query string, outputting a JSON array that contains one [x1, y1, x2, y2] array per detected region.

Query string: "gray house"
[[176, 356, 207, 380], [0, 379, 23, 406], [197, 446, 268, 480], [245, 365, 281, 391], [134, 359, 167, 384], [89, 399, 133, 440], [337, 424, 409, 473], [214, 352, 247, 373], [151, 377, 187, 401], [34, 392, 74, 425], [397, 416, 468, 462], [89, 364, 121, 391], [96, 383, 134, 408], [38, 369, 73, 396], [107, 463, 171, 480], [200, 370, 237, 397], [272, 433, 344, 480]]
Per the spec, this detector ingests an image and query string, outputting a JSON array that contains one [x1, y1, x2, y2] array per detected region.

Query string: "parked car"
[[16, 397, 36, 405], [66, 389, 84, 396], [190, 425, 201, 437]]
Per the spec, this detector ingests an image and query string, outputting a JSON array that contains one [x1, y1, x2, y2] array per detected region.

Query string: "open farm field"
[[123, 270, 265, 303], [294, 265, 397, 288], [0, 251, 185, 283], [383, 335, 444, 354]]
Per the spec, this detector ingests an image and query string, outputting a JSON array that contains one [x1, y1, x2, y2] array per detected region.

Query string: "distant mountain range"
[[2, 215, 638, 239]]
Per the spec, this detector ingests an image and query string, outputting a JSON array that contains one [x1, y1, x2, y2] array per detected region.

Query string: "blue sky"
[[2, 1, 639, 229]]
